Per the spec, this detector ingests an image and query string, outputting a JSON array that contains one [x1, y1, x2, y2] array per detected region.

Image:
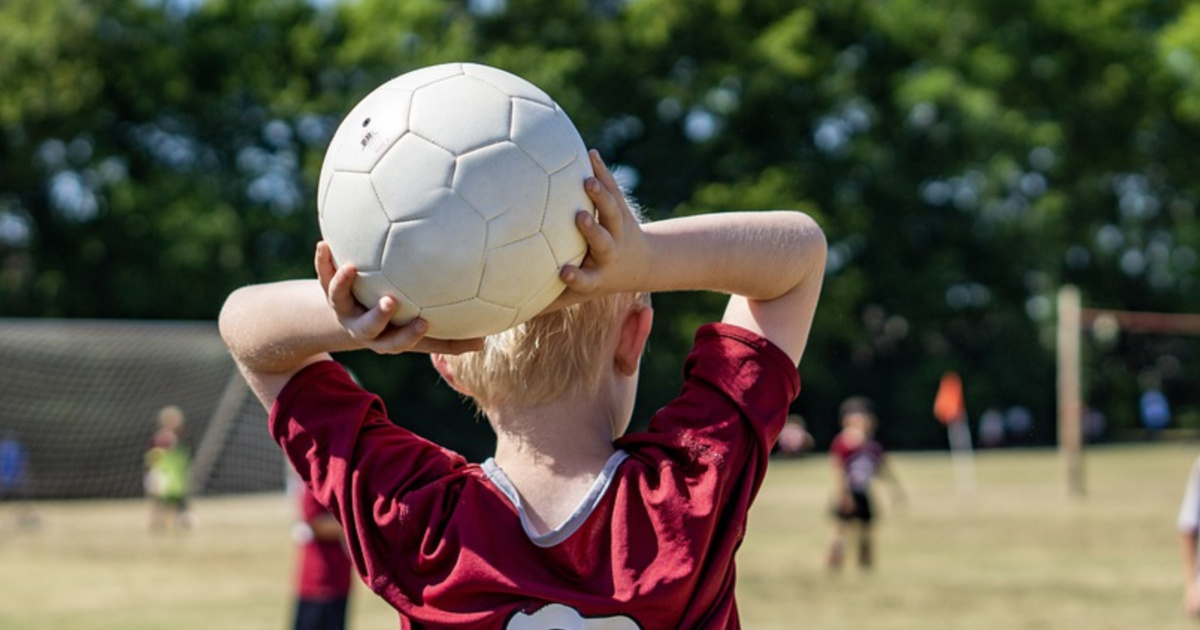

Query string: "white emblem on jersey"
[[506, 603, 641, 630]]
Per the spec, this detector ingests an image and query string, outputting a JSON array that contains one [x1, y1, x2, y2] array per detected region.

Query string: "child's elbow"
[[217, 287, 253, 359], [788, 211, 827, 274]]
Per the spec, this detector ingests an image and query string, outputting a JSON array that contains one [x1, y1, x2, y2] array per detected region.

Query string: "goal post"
[[188, 369, 252, 496], [1056, 285, 1200, 498], [1057, 286, 1084, 498], [0, 319, 280, 500]]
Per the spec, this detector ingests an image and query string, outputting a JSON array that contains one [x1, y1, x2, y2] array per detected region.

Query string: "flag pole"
[[935, 371, 976, 500]]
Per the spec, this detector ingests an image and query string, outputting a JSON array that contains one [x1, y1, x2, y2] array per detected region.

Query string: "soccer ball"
[[317, 62, 594, 339]]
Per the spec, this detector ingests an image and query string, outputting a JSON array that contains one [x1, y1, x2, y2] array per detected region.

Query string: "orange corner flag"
[[934, 371, 966, 425]]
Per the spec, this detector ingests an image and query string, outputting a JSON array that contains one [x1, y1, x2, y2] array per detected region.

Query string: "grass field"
[[1, 442, 1197, 629]]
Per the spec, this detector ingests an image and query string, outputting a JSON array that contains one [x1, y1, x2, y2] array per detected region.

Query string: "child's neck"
[[490, 400, 617, 476], [488, 398, 622, 535]]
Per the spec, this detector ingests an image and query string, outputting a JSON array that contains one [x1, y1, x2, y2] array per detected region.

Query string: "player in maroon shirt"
[[292, 485, 353, 630], [221, 150, 826, 628], [825, 396, 903, 571]]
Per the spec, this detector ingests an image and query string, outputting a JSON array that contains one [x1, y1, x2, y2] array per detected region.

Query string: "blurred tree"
[[0, 0, 341, 318], [3, 0, 1199, 450]]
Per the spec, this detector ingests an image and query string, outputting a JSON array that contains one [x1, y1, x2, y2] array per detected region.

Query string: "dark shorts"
[[833, 490, 873, 524], [294, 596, 349, 630]]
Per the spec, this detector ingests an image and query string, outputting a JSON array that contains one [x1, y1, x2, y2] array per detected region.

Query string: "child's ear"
[[430, 354, 472, 396], [615, 305, 654, 377]]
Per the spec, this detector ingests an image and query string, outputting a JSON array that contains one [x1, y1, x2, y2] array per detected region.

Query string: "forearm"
[[641, 210, 825, 300], [219, 279, 360, 374], [830, 461, 848, 495], [635, 210, 825, 363]]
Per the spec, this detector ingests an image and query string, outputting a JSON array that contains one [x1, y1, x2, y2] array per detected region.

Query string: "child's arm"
[[829, 455, 853, 512], [879, 458, 908, 509], [559, 151, 826, 365], [218, 246, 482, 408]]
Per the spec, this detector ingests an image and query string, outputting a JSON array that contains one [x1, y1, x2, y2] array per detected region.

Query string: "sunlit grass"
[[1, 443, 1196, 629], [739, 443, 1194, 630]]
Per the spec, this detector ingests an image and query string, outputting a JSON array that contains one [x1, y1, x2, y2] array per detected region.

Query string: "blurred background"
[[2, 0, 1199, 490], [5, 1, 1200, 629]]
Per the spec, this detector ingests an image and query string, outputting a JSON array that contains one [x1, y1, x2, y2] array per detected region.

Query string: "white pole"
[[189, 368, 250, 496], [947, 419, 976, 500], [1057, 285, 1085, 498]]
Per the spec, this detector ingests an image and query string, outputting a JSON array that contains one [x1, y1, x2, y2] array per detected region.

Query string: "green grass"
[[1, 443, 1196, 629]]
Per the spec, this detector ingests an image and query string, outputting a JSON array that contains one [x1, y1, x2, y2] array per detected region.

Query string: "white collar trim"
[[481, 450, 629, 548]]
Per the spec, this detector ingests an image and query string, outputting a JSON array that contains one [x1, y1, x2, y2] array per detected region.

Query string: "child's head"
[[438, 190, 650, 417], [437, 291, 650, 414], [838, 396, 876, 435], [157, 405, 185, 433]]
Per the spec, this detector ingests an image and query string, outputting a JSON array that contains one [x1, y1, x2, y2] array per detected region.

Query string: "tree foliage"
[[3, 0, 1199, 453]]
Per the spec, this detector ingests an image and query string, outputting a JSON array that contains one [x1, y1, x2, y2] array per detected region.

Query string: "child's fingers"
[[586, 152, 630, 237], [315, 242, 337, 293], [363, 316, 427, 354], [352, 296, 398, 341], [575, 209, 615, 264], [588, 149, 622, 197], [326, 261, 361, 316], [560, 263, 602, 294], [585, 177, 625, 241], [369, 318, 486, 356]]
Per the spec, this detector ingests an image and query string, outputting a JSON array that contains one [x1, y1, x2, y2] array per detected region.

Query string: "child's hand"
[[315, 242, 483, 355], [555, 150, 651, 303]]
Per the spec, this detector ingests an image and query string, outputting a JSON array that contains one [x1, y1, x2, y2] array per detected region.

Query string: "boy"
[[291, 482, 353, 630], [144, 405, 192, 532], [220, 150, 826, 628], [824, 396, 903, 571]]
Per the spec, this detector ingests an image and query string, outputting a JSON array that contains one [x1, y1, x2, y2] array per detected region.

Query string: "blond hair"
[[157, 405, 185, 431], [446, 186, 648, 413], [442, 291, 648, 413]]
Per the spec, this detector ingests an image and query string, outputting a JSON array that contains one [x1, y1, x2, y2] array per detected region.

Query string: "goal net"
[[0, 319, 282, 499], [1057, 286, 1200, 497]]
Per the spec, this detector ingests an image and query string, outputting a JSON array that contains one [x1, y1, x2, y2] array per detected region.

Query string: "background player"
[[290, 478, 353, 630], [825, 396, 904, 570], [144, 405, 192, 533]]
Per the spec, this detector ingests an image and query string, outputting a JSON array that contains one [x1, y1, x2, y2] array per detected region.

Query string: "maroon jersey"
[[829, 432, 885, 493], [270, 323, 800, 629], [296, 487, 353, 600]]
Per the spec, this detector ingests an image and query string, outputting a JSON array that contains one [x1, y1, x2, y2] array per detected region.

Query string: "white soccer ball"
[[317, 62, 594, 339]]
